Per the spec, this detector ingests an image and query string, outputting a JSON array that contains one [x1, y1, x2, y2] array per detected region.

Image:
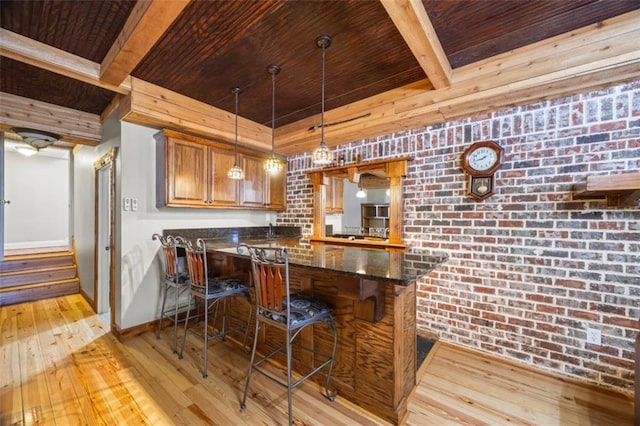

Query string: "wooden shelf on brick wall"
[[572, 172, 640, 207]]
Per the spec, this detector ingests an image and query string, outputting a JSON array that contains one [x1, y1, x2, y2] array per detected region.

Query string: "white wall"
[[73, 113, 121, 300], [118, 121, 266, 328], [4, 147, 70, 248]]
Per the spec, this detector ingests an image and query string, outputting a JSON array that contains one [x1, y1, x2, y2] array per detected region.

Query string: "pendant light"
[[356, 187, 367, 198], [312, 35, 333, 166], [264, 64, 284, 174], [227, 87, 244, 180]]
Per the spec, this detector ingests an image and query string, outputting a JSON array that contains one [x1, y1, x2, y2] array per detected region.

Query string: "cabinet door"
[[239, 154, 266, 207], [211, 148, 239, 206], [267, 165, 287, 211], [326, 177, 344, 214], [165, 137, 208, 206]]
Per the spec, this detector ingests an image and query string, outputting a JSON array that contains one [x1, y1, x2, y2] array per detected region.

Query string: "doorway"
[[1, 133, 72, 258], [94, 148, 117, 327]]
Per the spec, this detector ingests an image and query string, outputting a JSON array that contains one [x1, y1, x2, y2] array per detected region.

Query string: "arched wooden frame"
[[308, 157, 410, 248]]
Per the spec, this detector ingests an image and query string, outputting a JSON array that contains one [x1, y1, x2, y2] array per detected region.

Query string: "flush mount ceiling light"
[[12, 127, 59, 157], [312, 35, 334, 166], [227, 87, 245, 180], [264, 64, 284, 174]]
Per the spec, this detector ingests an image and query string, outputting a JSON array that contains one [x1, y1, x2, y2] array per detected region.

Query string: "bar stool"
[[179, 238, 252, 378], [152, 233, 191, 353], [238, 243, 337, 425]]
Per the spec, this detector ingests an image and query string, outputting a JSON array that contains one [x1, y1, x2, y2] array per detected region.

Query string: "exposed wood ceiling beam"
[[100, 0, 190, 86], [0, 92, 101, 146], [1, 9, 638, 156], [0, 29, 130, 94], [274, 10, 640, 155], [381, 0, 452, 89]]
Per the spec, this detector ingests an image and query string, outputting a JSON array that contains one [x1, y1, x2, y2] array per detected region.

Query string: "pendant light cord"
[[234, 87, 239, 164], [320, 42, 326, 146], [271, 67, 276, 156]]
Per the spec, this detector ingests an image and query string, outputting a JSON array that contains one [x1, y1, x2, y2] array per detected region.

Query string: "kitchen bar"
[[165, 226, 446, 423]]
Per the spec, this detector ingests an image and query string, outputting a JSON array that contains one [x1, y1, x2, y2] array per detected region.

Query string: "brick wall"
[[278, 80, 640, 391]]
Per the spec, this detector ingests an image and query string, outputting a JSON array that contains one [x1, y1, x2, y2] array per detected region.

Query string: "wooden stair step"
[[0, 278, 79, 306], [0, 265, 78, 288], [0, 253, 75, 273]]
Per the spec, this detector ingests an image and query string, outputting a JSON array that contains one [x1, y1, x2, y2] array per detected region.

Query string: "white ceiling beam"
[[100, 0, 190, 86], [380, 0, 452, 89]]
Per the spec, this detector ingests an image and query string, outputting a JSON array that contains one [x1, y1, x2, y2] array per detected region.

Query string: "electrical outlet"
[[265, 213, 271, 222], [586, 327, 601, 345]]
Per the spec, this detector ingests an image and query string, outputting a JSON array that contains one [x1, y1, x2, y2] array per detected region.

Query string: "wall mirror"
[[307, 157, 410, 248]]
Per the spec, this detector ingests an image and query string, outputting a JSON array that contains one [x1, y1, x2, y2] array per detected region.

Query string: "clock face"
[[468, 147, 498, 171]]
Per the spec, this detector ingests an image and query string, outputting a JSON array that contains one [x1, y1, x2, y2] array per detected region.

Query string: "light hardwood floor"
[[1, 294, 634, 425]]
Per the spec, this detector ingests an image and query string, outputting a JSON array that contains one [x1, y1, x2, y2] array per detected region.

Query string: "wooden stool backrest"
[[152, 234, 184, 281], [185, 238, 208, 291], [239, 244, 288, 314]]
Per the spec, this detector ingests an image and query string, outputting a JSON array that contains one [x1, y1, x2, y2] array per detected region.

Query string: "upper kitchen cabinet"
[[156, 136, 209, 206], [155, 130, 286, 211], [326, 177, 344, 214], [239, 154, 266, 208]]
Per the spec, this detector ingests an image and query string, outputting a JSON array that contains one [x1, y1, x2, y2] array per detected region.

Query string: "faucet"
[[267, 222, 275, 239]]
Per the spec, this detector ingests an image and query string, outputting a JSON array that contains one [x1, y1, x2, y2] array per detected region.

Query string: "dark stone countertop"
[[212, 238, 447, 286], [162, 227, 447, 286]]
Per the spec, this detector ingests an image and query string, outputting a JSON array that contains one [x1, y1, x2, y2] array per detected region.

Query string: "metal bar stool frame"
[[179, 238, 252, 378], [238, 243, 338, 425], [152, 233, 192, 353]]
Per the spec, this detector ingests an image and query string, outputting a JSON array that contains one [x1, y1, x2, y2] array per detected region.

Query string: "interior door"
[[93, 148, 117, 326], [0, 132, 5, 261], [96, 165, 111, 314]]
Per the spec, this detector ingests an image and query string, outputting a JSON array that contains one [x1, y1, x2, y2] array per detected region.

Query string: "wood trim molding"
[[120, 78, 272, 151], [308, 157, 410, 245], [93, 147, 118, 170], [93, 148, 118, 331]]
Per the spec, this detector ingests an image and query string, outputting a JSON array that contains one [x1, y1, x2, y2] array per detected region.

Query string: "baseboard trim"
[[111, 320, 157, 342]]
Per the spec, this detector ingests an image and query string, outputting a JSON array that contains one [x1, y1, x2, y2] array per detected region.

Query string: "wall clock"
[[461, 141, 503, 201]]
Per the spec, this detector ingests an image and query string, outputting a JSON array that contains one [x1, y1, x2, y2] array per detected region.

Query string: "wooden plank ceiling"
[[0, 0, 638, 154]]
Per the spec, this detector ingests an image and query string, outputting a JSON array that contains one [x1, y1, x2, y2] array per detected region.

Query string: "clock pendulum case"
[[460, 140, 504, 201]]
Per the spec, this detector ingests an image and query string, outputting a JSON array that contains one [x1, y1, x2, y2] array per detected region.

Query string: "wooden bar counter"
[[203, 237, 446, 424]]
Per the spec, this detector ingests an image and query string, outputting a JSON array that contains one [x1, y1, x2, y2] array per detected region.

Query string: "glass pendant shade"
[[312, 35, 334, 166], [227, 164, 244, 179], [228, 86, 244, 180], [264, 64, 284, 174], [356, 187, 367, 198], [264, 156, 283, 174], [312, 142, 333, 165]]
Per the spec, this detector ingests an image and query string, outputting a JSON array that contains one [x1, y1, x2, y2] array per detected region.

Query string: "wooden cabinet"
[[239, 154, 266, 208], [155, 129, 286, 210], [210, 148, 238, 206], [326, 177, 344, 214], [267, 167, 286, 210], [161, 137, 209, 206]]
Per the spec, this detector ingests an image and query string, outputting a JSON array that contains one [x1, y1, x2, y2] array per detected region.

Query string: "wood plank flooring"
[[1, 294, 634, 425]]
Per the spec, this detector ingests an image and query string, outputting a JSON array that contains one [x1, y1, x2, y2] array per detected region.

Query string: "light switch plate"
[[123, 197, 131, 211], [131, 198, 138, 211]]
